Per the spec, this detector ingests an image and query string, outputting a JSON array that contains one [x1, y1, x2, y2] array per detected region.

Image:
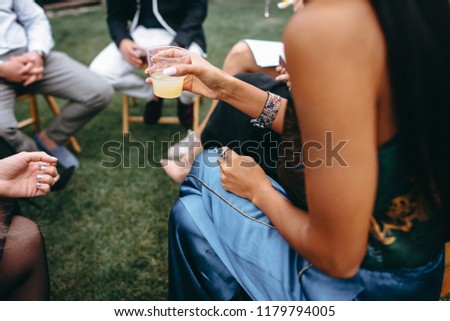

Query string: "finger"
[[23, 151, 58, 164], [157, 51, 202, 76], [19, 62, 33, 75], [160, 66, 183, 77], [135, 44, 147, 52], [240, 155, 257, 168], [22, 75, 37, 87], [128, 48, 142, 62], [217, 147, 235, 168], [39, 164, 58, 178], [8, 55, 21, 61], [219, 170, 226, 183], [30, 66, 44, 75], [151, 47, 185, 60], [37, 173, 56, 186], [217, 154, 224, 167], [216, 147, 226, 167], [275, 74, 289, 83], [216, 146, 229, 159], [122, 51, 138, 67], [35, 182, 51, 195], [128, 55, 142, 68], [22, 79, 32, 87]]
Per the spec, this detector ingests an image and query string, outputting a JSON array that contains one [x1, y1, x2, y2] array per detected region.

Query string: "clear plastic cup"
[[146, 46, 190, 99]]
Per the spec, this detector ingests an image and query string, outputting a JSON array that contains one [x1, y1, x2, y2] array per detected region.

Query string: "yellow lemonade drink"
[[152, 71, 185, 98]]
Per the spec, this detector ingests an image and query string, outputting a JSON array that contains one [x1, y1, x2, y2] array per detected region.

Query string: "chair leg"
[[43, 95, 81, 153], [122, 95, 130, 134], [28, 94, 40, 132], [193, 96, 200, 130], [122, 94, 203, 131], [17, 94, 39, 129]]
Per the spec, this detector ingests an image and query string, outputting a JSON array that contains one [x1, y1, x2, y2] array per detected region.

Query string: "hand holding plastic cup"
[[147, 46, 191, 99]]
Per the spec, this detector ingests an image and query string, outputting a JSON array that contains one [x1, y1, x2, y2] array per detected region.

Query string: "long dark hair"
[[370, 0, 450, 237]]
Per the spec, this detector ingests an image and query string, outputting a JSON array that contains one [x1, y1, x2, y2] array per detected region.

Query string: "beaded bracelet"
[[250, 91, 282, 129]]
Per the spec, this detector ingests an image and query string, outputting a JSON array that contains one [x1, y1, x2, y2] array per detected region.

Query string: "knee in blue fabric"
[[169, 197, 246, 300]]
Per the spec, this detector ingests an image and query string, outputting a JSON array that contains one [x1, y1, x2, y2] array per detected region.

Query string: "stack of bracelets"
[[250, 91, 282, 129]]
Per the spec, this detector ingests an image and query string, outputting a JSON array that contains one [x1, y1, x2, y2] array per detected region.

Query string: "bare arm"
[[220, 2, 385, 277], [147, 55, 288, 133]]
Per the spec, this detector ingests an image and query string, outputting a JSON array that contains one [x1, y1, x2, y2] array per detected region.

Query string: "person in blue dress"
[[148, 0, 450, 300]]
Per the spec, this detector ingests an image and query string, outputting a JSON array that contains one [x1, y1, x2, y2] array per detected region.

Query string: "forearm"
[[0, 61, 4, 78], [251, 185, 314, 263], [220, 75, 287, 134], [252, 183, 363, 278]]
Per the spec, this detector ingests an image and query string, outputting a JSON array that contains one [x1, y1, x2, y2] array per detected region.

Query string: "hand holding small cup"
[[146, 46, 191, 99]]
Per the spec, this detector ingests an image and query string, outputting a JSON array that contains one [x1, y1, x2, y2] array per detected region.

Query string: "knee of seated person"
[[190, 150, 220, 174], [100, 82, 115, 105], [225, 41, 252, 65], [169, 200, 195, 238], [7, 216, 44, 254], [85, 82, 114, 109]]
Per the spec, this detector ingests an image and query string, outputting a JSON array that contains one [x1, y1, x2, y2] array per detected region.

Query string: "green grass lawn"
[[17, 0, 292, 300]]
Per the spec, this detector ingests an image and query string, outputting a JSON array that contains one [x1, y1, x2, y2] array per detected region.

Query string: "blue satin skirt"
[[168, 151, 445, 300]]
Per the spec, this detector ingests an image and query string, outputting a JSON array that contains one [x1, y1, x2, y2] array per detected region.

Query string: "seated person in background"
[[0, 0, 114, 170], [90, 0, 208, 128], [0, 150, 59, 300], [154, 0, 449, 300], [161, 39, 292, 182]]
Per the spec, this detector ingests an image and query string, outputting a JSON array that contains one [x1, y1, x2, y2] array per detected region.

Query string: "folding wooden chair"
[[16, 93, 81, 153]]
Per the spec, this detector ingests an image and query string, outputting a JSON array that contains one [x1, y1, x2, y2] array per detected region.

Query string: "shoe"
[[143, 98, 163, 125], [34, 133, 79, 169], [167, 130, 201, 160], [52, 165, 75, 191], [177, 100, 193, 128]]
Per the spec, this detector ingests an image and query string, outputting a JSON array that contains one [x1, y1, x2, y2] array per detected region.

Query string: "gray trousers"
[[0, 50, 114, 151]]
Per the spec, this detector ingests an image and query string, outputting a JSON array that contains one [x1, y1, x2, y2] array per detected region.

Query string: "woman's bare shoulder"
[[284, 1, 384, 63]]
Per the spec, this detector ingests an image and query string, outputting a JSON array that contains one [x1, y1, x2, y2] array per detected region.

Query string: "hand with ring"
[[216, 147, 272, 202]]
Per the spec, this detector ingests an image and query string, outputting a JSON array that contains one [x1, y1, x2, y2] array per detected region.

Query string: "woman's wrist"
[[219, 76, 268, 118], [217, 72, 240, 102], [251, 179, 274, 207]]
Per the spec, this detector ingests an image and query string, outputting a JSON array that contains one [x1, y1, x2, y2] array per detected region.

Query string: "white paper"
[[244, 39, 285, 68]]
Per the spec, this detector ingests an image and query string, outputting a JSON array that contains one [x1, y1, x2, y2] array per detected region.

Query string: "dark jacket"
[[106, 0, 207, 52]]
